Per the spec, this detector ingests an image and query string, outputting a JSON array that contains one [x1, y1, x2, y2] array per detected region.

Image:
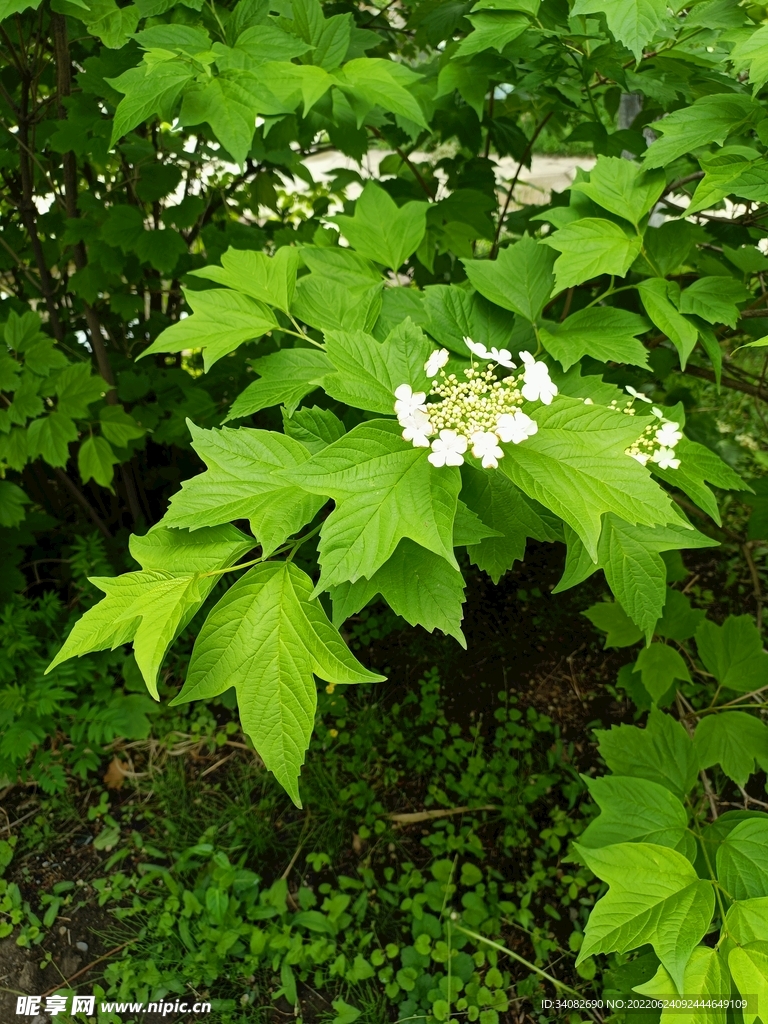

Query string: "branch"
[[491, 110, 553, 257], [10, 78, 64, 341], [51, 13, 117, 395], [369, 126, 435, 200], [661, 171, 704, 196], [684, 362, 768, 403], [52, 468, 111, 539]]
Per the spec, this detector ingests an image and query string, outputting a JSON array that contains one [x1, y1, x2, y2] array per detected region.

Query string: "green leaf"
[[100, 205, 146, 253], [455, 10, 529, 56], [108, 61, 195, 146], [3, 310, 44, 351], [330, 998, 362, 1024], [333, 58, 428, 129], [134, 24, 211, 53], [684, 153, 768, 216], [7, 375, 43, 423], [47, 526, 254, 698], [191, 246, 301, 312], [725, 897, 768, 946], [595, 516, 715, 640], [0, 0, 43, 18], [54, 363, 108, 418], [435, 61, 489, 119], [695, 615, 768, 694], [637, 279, 699, 369], [224, 350, 331, 422], [332, 183, 428, 271], [162, 422, 326, 557], [570, 157, 665, 227], [643, 95, 764, 170], [729, 942, 768, 1024], [540, 307, 649, 371], [571, 0, 666, 59], [580, 775, 690, 852], [311, 13, 352, 70], [699, 811, 768, 879], [453, 498, 503, 547], [223, 23, 311, 65], [0, 427, 28, 472], [498, 398, 676, 560], [0, 481, 29, 528], [576, 842, 714, 990], [461, 238, 555, 322], [423, 286, 513, 356], [0, 353, 21, 392], [22, 338, 69, 376], [291, 248, 383, 332], [78, 436, 119, 489], [543, 219, 643, 291], [330, 539, 466, 645], [139, 289, 278, 370], [135, 229, 187, 275], [78, 0, 139, 48], [694, 712, 768, 789], [26, 413, 78, 468], [322, 321, 432, 415], [180, 75, 285, 164], [282, 419, 460, 591], [460, 466, 558, 582], [282, 406, 346, 454], [99, 405, 146, 446], [632, 643, 691, 702], [717, 819, 768, 900], [730, 24, 768, 94], [583, 601, 643, 648], [634, 947, 730, 1024], [655, 588, 705, 642], [171, 561, 384, 804], [595, 705, 699, 801], [678, 277, 748, 329], [650, 437, 747, 526]]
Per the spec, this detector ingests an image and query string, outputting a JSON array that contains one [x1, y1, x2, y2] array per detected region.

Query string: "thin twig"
[[742, 541, 763, 631], [369, 126, 435, 200], [0, 808, 38, 834], [491, 111, 553, 257], [682, 364, 768, 403], [52, 468, 111, 539], [41, 941, 137, 997], [389, 805, 498, 824], [198, 752, 235, 778]]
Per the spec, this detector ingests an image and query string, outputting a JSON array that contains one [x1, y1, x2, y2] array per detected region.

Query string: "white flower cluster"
[[622, 387, 683, 470], [394, 337, 558, 470]]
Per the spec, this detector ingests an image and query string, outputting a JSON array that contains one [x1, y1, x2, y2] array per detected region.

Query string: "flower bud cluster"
[[394, 337, 559, 470], [621, 388, 683, 470]]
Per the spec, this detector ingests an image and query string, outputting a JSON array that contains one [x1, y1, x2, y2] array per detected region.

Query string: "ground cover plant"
[[2, 0, 768, 1019]]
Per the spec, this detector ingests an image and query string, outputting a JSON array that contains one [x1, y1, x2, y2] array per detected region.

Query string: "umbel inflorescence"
[[394, 339, 684, 472], [394, 337, 557, 469]]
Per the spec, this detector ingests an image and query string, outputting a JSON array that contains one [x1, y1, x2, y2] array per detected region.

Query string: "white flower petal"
[[488, 347, 516, 369], [495, 410, 538, 444], [425, 348, 450, 378], [464, 336, 491, 360], [625, 385, 653, 404]]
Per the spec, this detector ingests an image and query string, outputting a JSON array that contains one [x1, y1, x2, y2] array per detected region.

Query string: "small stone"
[[76, 941, 88, 952]]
